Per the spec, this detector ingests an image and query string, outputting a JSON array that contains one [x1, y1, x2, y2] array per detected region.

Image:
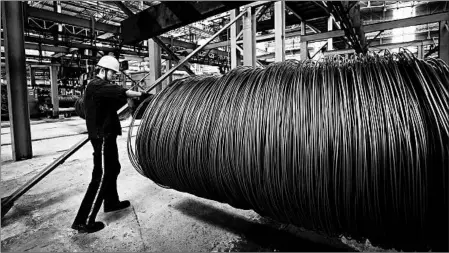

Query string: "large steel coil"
[[58, 95, 79, 108], [128, 52, 448, 251], [74, 97, 86, 119]]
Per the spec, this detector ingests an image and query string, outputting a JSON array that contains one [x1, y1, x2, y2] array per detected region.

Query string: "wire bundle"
[[58, 95, 80, 108], [74, 97, 86, 119], [128, 51, 448, 251]]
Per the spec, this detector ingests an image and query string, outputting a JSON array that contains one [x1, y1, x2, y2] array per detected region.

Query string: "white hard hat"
[[97, 55, 120, 73]]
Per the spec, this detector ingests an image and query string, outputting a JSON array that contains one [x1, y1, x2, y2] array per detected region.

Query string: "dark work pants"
[[72, 134, 121, 226]]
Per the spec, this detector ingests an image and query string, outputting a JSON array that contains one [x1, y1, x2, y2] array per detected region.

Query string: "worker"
[[71, 55, 150, 233]]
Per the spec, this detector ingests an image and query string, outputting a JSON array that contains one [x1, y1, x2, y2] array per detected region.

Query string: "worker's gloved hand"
[[127, 98, 139, 111], [130, 93, 151, 119], [140, 92, 152, 101]]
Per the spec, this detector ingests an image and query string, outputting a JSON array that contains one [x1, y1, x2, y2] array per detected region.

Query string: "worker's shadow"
[[101, 206, 132, 225], [1, 189, 76, 227], [173, 198, 355, 252]]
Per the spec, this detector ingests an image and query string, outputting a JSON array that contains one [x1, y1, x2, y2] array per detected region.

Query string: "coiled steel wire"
[[74, 97, 86, 119], [127, 51, 448, 251], [58, 95, 79, 108]]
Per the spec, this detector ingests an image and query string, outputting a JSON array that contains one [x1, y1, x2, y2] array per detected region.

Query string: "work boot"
[[104, 200, 130, 213], [71, 221, 105, 233]]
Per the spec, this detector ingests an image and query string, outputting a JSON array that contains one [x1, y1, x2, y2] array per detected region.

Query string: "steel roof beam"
[[205, 11, 449, 48], [113, 1, 135, 17], [26, 6, 120, 34], [121, 1, 250, 44]]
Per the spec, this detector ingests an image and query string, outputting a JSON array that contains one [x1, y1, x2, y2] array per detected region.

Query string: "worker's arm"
[[96, 83, 146, 100]]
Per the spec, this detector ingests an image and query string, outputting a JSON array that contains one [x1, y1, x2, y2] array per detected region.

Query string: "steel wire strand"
[[127, 55, 449, 251], [365, 56, 414, 245], [399, 54, 449, 250]]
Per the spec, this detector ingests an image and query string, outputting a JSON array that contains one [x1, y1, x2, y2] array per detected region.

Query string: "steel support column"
[[243, 8, 256, 66], [274, 1, 285, 62], [29, 67, 36, 88], [439, 21, 449, 65], [328, 16, 333, 51], [300, 22, 308, 60], [162, 61, 170, 89], [1, 1, 33, 160], [53, 1, 63, 42], [49, 66, 59, 118], [167, 59, 173, 84], [417, 45, 424, 59], [348, 2, 366, 51], [230, 9, 242, 68], [148, 39, 162, 93], [91, 16, 96, 43]]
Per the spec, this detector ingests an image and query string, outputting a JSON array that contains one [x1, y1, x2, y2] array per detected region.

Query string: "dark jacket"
[[84, 77, 128, 139]]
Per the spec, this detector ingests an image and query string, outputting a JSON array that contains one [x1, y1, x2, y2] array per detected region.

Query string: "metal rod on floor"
[[1, 9, 247, 219], [1, 137, 90, 218]]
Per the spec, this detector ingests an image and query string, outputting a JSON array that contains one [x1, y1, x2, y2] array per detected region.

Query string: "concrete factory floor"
[[1, 117, 381, 252]]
